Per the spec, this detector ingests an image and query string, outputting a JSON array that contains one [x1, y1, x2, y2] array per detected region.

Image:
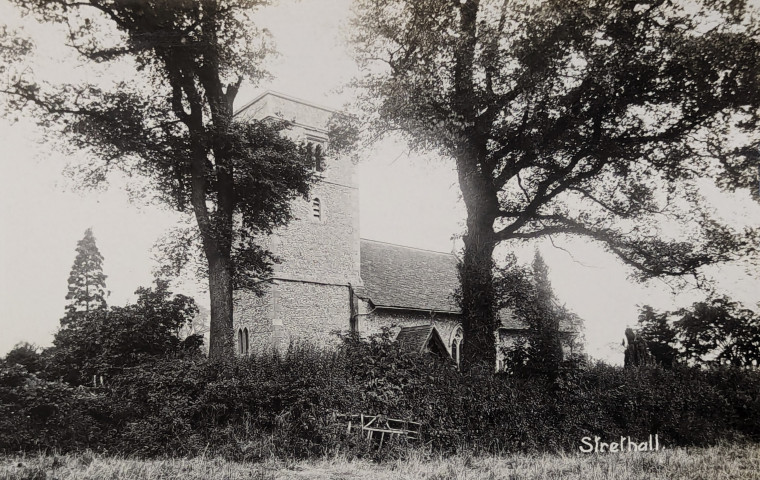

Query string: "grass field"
[[2, 444, 759, 479]]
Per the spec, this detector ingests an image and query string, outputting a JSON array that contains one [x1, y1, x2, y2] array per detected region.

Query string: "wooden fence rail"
[[337, 414, 421, 448]]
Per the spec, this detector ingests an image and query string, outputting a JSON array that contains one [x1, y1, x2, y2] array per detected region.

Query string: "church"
[[232, 92, 579, 368]]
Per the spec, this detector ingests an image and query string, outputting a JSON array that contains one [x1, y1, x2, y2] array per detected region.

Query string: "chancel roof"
[[359, 238, 577, 334], [360, 239, 460, 313]]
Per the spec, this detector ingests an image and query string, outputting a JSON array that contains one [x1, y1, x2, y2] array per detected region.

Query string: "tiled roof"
[[360, 239, 459, 312], [395, 325, 449, 355], [497, 306, 578, 333], [395, 325, 435, 353], [359, 238, 578, 335]]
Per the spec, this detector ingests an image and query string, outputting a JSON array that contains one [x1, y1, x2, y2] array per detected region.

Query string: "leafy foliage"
[[638, 297, 760, 368], [63, 228, 107, 325], [2, 342, 45, 374], [493, 252, 583, 376], [0, 365, 109, 453], [4, 331, 760, 458], [637, 305, 681, 368], [47, 279, 202, 385], [351, 0, 760, 366], [0, 0, 315, 359]]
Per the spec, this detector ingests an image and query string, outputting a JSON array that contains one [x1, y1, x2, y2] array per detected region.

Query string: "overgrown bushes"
[[45, 280, 203, 386], [2, 332, 760, 459], [0, 365, 110, 452]]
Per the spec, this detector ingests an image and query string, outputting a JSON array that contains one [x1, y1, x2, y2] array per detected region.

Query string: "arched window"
[[312, 197, 322, 221], [237, 328, 250, 356], [314, 143, 324, 172], [450, 326, 463, 367], [306, 141, 325, 172]]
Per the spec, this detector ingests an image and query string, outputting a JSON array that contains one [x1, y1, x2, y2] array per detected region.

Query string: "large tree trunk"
[[459, 220, 498, 370], [207, 251, 234, 359], [189, 130, 235, 361], [456, 144, 500, 369], [450, 0, 500, 369]]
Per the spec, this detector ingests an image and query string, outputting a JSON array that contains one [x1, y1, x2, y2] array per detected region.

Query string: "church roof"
[[358, 238, 578, 334], [360, 239, 459, 313], [395, 325, 450, 356], [235, 90, 339, 118]]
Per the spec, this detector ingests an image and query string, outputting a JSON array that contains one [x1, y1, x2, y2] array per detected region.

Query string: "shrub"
[[3, 331, 760, 458], [0, 365, 109, 452], [46, 280, 203, 385], [2, 342, 45, 374]]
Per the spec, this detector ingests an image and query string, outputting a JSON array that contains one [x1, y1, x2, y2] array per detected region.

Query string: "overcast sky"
[[1, 0, 758, 363]]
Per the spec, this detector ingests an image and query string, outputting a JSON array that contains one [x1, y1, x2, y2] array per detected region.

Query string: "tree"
[[528, 251, 564, 374], [1, 1, 314, 359], [637, 305, 680, 368], [350, 0, 760, 367], [493, 251, 577, 375], [2, 342, 44, 374], [637, 298, 760, 367], [63, 227, 108, 325], [48, 279, 202, 385]]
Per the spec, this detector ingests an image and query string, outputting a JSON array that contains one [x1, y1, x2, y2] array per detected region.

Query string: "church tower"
[[233, 92, 362, 352]]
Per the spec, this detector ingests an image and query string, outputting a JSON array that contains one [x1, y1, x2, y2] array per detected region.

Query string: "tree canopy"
[[63, 227, 108, 325], [1, 0, 315, 358], [351, 0, 760, 366], [638, 297, 760, 368], [2, 342, 44, 374], [48, 279, 202, 385], [636, 304, 681, 368], [493, 251, 583, 375]]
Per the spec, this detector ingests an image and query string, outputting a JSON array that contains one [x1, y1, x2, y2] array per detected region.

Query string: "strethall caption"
[[580, 435, 661, 453]]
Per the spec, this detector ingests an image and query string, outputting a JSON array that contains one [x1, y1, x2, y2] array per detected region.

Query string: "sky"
[[1, 0, 759, 363]]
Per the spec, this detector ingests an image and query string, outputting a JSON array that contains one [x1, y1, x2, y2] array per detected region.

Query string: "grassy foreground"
[[2, 444, 759, 480]]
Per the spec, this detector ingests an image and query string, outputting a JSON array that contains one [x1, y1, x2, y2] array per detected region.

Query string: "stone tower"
[[233, 92, 362, 352]]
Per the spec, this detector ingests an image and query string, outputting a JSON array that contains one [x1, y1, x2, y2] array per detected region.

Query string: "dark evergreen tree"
[[493, 251, 576, 375], [63, 228, 107, 325], [528, 251, 564, 375]]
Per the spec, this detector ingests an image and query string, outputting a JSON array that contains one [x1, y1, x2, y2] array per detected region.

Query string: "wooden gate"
[[340, 414, 421, 448]]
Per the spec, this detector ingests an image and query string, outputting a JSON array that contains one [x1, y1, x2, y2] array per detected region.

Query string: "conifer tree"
[[527, 251, 563, 375], [63, 228, 107, 325], [494, 251, 575, 375]]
